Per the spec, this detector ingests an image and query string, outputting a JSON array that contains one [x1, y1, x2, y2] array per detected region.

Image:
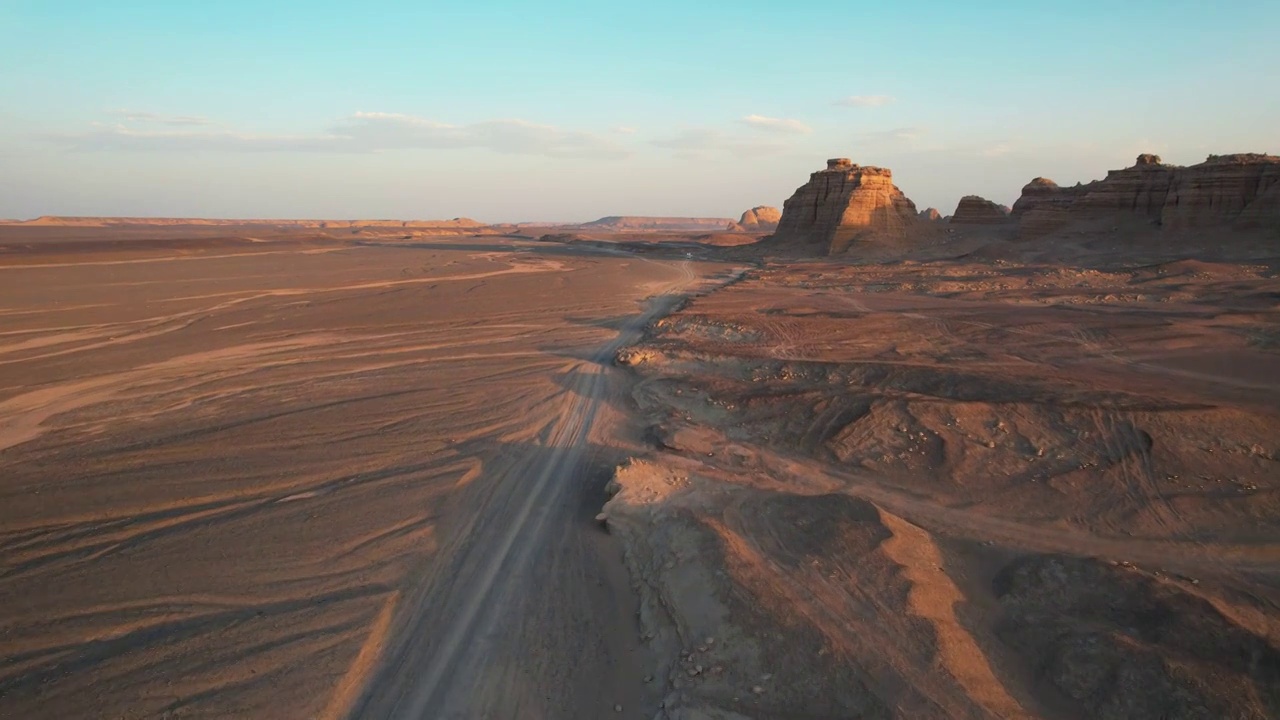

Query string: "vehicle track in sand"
[[352, 260, 702, 719]]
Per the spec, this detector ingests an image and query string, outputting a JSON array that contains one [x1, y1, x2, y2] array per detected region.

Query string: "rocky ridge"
[[1011, 153, 1280, 237]]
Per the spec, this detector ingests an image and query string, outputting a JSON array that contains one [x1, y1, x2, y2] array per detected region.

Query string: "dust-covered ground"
[[0, 228, 737, 719], [3, 224, 1279, 720], [609, 253, 1280, 719]]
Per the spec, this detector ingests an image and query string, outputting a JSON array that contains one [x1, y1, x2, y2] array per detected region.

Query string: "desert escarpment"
[[1012, 153, 1280, 237], [949, 195, 1011, 224], [582, 216, 735, 231], [9, 216, 489, 230], [772, 158, 920, 254], [1165, 153, 1280, 230]]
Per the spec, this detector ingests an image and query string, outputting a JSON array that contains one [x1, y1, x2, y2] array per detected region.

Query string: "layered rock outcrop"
[[949, 195, 1011, 224], [918, 208, 943, 222], [1164, 154, 1280, 230], [1009, 178, 1080, 216], [736, 206, 781, 230], [772, 158, 920, 254], [1010, 153, 1280, 237]]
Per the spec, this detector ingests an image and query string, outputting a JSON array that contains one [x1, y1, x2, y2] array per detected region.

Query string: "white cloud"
[[649, 127, 788, 159], [981, 142, 1014, 157], [45, 112, 628, 158], [742, 114, 811, 134], [108, 110, 215, 126], [613, 126, 637, 134], [836, 95, 895, 108]]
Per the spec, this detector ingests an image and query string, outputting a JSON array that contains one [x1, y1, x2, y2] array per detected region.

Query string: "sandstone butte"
[[1011, 153, 1280, 238], [772, 158, 920, 254], [949, 195, 1012, 224]]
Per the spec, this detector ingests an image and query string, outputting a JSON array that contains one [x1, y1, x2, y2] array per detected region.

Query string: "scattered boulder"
[[949, 195, 1011, 224], [772, 158, 920, 254]]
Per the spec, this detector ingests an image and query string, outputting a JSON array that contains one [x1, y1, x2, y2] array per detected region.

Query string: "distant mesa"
[[771, 157, 920, 254], [949, 196, 1012, 225], [13, 216, 488, 230], [1011, 153, 1280, 238], [918, 208, 943, 222], [581, 216, 736, 232]]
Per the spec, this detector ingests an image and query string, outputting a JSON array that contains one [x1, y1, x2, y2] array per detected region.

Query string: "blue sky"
[[1, 0, 1277, 221]]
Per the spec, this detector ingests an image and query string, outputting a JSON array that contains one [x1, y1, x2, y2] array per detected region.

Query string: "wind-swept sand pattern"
[[0, 233, 714, 718]]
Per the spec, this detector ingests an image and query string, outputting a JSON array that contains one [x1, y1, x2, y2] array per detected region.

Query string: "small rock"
[[752, 685, 765, 694], [614, 705, 622, 712]]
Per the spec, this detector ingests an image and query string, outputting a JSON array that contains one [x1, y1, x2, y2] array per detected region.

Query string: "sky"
[[1, 0, 1277, 222]]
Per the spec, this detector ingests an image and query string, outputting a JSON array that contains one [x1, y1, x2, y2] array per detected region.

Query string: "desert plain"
[[1, 153, 1279, 720]]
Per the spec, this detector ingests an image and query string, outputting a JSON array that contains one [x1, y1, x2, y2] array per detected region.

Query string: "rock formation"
[[772, 158, 920, 254], [918, 208, 943, 222], [949, 195, 1011, 224], [1164, 154, 1280, 230], [1009, 178, 1078, 215], [1009, 153, 1280, 238], [737, 206, 781, 230]]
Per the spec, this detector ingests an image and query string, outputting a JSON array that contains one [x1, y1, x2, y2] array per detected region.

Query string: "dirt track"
[[0, 232, 712, 719], [353, 260, 699, 719]]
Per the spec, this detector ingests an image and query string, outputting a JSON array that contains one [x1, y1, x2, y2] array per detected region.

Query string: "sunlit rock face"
[[773, 158, 920, 254]]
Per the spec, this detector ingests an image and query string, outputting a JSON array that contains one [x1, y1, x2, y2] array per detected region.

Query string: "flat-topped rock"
[[580, 216, 736, 231], [1164, 153, 1280, 230], [772, 158, 920, 254]]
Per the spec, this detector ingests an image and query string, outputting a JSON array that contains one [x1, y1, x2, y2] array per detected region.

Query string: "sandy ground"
[[3, 225, 1279, 719], [609, 253, 1280, 719], [0, 230, 732, 719]]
